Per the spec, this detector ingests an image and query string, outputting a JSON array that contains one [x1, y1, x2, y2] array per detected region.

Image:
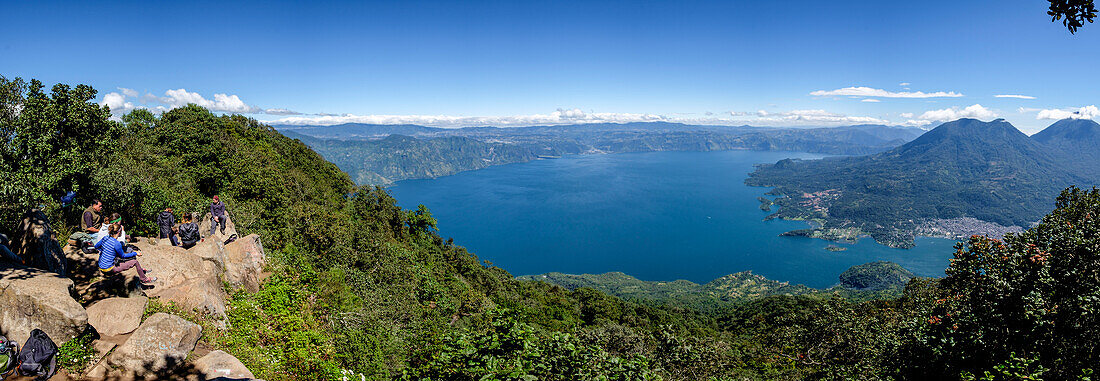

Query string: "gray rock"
[[86, 296, 147, 336], [108, 312, 202, 375], [0, 262, 88, 345], [192, 350, 257, 380], [11, 209, 67, 276], [129, 242, 227, 316], [223, 235, 266, 292]]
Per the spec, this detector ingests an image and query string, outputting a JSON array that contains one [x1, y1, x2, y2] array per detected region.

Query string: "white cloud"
[[899, 82, 911, 86], [99, 87, 301, 117], [264, 108, 302, 116], [161, 89, 261, 113], [994, 94, 1036, 99], [902, 119, 933, 127], [271, 108, 670, 127], [724, 109, 890, 126], [811, 86, 963, 98], [916, 104, 998, 121], [99, 92, 135, 115], [861, 98, 881, 103], [1035, 105, 1099, 120], [118, 87, 139, 98], [899, 112, 915, 118]]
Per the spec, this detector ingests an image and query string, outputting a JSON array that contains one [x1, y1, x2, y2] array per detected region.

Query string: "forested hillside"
[[748, 118, 1098, 248], [4, 77, 1100, 380]]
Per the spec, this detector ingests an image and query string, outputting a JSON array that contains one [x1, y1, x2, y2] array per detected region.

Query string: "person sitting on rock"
[[155, 207, 179, 246], [178, 214, 200, 249], [93, 213, 129, 246], [96, 223, 156, 284], [210, 195, 228, 236], [68, 199, 103, 246]]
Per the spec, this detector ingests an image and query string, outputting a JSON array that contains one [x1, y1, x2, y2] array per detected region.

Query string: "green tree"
[[901, 187, 1100, 379], [0, 75, 121, 225], [1049, 0, 1097, 33]]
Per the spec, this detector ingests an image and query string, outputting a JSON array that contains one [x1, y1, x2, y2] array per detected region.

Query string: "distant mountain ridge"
[[1032, 118, 1100, 179], [747, 118, 1099, 248], [277, 121, 928, 184]]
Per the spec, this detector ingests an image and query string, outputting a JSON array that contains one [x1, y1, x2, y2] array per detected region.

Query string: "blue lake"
[[388, 150, 958, 288]]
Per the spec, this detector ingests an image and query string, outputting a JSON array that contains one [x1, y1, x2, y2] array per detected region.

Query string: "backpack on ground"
[[0, 335, 19, 377], [223, 233, 239, 245], [80, 240, 98, 254], [17, 329, 57, 380]]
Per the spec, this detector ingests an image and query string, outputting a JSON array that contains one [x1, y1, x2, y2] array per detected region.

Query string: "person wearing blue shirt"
[[96, 223, 156, 284]]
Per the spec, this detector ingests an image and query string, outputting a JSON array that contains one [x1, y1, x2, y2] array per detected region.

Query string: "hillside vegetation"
[[3, 77, 1100, 380], [748, 118, 1099, 248]]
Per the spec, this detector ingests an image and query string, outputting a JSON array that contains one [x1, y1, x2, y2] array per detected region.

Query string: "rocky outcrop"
[[11, 209, 67, 276], [200, 213, 238, 240], [223, 234, 266, 292], [0, 263, 88, 346], [108, 312, 201, 375], [130, 242, 227, 316], [193, 350, 257, 380], [86, 296, 147, 336]]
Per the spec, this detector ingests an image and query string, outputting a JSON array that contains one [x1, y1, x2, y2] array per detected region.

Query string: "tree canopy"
[[1049, 0, 1098, 33]]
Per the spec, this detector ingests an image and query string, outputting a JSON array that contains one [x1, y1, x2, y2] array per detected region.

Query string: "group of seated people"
[[68, 196, 230, 285]]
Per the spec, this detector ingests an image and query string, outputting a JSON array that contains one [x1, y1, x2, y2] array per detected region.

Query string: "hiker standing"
[[96, 223, 156, 284], [178, 214, 200, 249], [68, 200, 103, 246], [210, 195, 228, 235], [155, 207, 179, 246]]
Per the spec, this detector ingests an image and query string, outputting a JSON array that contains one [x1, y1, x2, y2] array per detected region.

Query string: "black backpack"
[[223, 233, 239, 245], [17, 329, 57, 380]]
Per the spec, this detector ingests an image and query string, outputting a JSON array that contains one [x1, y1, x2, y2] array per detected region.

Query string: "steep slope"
[[1032, 118, 1100, 180], [748, 118, 1091, 247]]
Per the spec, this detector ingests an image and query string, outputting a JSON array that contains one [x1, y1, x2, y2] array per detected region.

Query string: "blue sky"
[[2, 0, 1097, 133]]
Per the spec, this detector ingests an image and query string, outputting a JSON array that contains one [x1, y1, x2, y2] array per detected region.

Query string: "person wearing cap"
[[96, 223, 156, 284], [210, 195, 228, 235], [155, 207, 179, 246]]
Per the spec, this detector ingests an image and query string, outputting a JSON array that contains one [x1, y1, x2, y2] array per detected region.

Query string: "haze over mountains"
[[748, 118, 1100, 247], [278, 122, 927, 184]]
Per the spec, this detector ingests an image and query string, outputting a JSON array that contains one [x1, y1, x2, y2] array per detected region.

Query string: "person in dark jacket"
[[178, 214, 200, 249], [96, 223, 156, 284], [155, 207, 179, 246], [210, 195, 228, 235]]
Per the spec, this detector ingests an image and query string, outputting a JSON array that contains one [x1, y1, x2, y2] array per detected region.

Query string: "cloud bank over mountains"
[[97, 87, 1093, 130]]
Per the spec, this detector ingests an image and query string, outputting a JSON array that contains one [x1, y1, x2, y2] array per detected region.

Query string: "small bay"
[[388, 150, 958, 288]]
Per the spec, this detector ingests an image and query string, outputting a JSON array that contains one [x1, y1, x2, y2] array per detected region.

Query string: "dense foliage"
[[4, 77, 1100, 380], [838, 261, 915, 290], [1049, 0, 1097, 33]]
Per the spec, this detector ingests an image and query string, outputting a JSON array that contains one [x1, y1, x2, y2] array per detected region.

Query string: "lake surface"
[[388, 150, 958, 288]]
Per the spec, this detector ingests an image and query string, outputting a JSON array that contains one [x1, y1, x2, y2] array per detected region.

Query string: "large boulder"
[[0, 263, 88, 345], [192, 350, 257, 380], [200, 213, 238, 240], [11, 209, 67, 276], [129, 242, 227, 316], [108, 312, 201, 375], [86, 296, 147, 337], [223, 234, 266, 292]]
